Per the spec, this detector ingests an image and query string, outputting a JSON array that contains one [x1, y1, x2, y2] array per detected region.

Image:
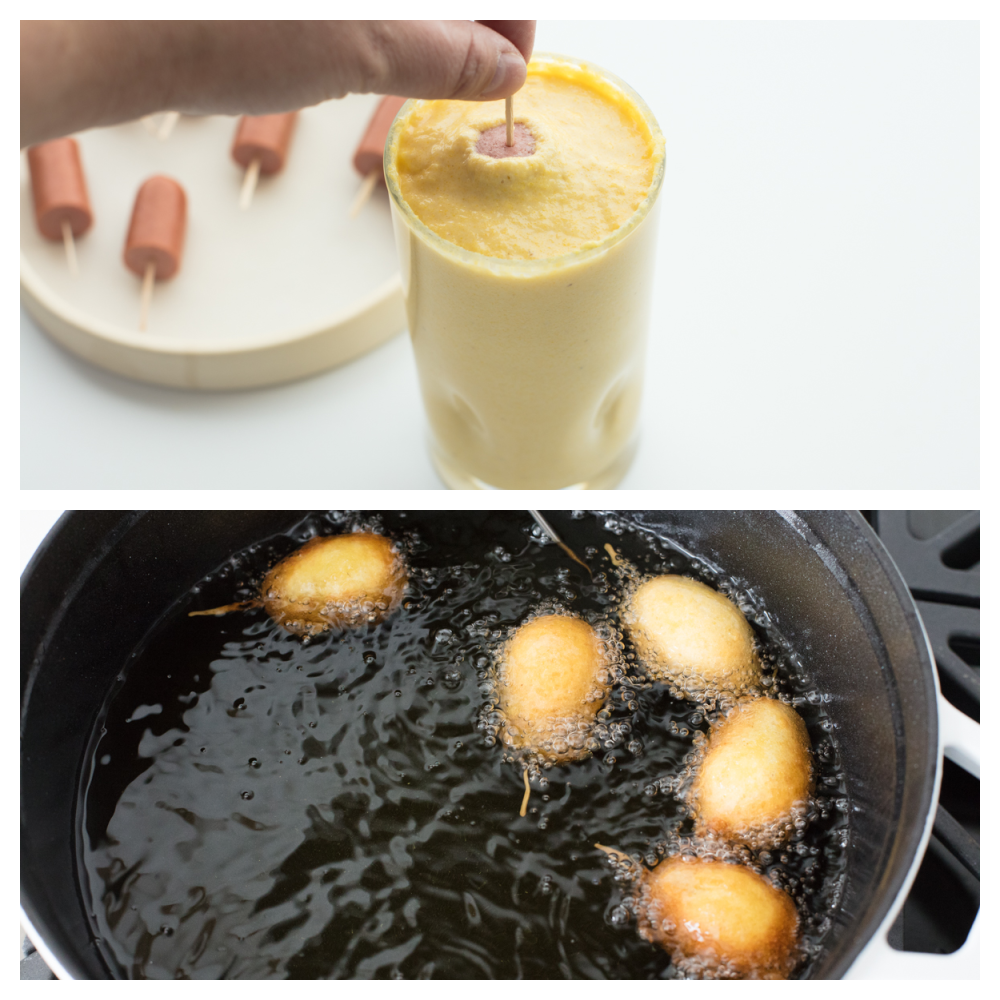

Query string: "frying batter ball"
[[690, 697, 812, 847], [497, 614, 609, 761], [637, 856, 800, 979], [261, 532, 407, 636], [624, 575, 760, 700]]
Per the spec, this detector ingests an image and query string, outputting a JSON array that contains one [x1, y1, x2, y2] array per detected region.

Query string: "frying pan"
[[20, 511, 979, 978]]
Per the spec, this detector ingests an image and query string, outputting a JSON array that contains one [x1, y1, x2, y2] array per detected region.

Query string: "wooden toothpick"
[[188, 599, 256, 617], [594, 843, 623, 858], [157, 111, 180, 140], [349, 169, 380, 218], [529, 510, 592, 575], [139, 260, 156, 331], [61, 219, 78, 276], [505, 96, 514, 147], [604, 543, 626, 567], [239, 157, 262, 210]]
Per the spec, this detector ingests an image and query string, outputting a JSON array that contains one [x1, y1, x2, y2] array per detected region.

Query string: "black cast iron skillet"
[[20, 511, 937, 979]]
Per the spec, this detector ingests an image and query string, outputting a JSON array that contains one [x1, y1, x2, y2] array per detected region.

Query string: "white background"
[[20, 20, 979, 489], [20, 509, 62, 572]]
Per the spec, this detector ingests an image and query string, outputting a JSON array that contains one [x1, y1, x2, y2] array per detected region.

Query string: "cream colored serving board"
[[20, 95, 405, 390]]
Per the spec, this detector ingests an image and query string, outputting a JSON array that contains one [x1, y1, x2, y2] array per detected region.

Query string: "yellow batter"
[[497, 614, 609, 761], [385, 54, 665, 489], [393, 61, 658, 259]]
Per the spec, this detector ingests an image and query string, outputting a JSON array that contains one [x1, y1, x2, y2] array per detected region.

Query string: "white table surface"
[[20, 20, 979, 490]]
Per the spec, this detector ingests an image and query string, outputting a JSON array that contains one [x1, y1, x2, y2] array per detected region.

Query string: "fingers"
[[185, 21, 534, 110], [354, 20, 533, 102], [20, 19, 541, 146], [476, 21, 536, 63]]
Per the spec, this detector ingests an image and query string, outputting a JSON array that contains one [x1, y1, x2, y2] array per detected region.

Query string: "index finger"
[[475, 21, 536, 63]]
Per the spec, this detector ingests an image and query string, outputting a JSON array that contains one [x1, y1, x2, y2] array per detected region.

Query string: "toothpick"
[[139, 260, 156, 331], [505, 96, 514, 147], [157, 111, 180, 140], [61, 219, 78, 276], [529, 510, 592, 575], [604, 543, 626, 568], [239, 157, 262, 210], [349, 168, 380, 218], [188, 599, 256, 617], [520, 769, 531, 817], [594, 843, 622, 858]]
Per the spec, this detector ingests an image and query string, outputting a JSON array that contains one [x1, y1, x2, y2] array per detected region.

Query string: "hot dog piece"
[[690, 697, 813, 848], [261, 533, 407, 636], [124, 176, 187, 280], [27, 138, 93, 241], [187, 532, 408, 635], [624, 575, 760, 700], [353, 96, 407, 178], [637, 856, 800, 979], [496, 614, 609, 762], [476, 123, 536, 159], [232, 112, 298, 176]]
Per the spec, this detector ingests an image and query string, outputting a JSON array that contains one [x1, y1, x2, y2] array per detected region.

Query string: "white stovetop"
[[21, 20, 979, 490]]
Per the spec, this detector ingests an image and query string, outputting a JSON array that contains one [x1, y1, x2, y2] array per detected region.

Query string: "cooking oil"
[[80, 511, 849, 979]]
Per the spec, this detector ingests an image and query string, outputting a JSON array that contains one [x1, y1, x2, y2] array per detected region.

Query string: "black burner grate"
[[864, 511, 980, 956]]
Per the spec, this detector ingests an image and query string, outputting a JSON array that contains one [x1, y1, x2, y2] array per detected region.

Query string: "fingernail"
[[484, 52, 522, 98]]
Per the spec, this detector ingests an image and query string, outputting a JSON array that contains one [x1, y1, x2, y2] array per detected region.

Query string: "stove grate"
[[867, 511, 980, 956]]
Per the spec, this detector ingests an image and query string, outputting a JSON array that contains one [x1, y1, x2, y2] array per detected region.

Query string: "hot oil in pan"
[[80, 511, 849, 979]]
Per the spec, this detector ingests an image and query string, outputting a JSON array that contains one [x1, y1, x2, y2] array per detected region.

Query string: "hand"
[[21, 20, 536, 148]]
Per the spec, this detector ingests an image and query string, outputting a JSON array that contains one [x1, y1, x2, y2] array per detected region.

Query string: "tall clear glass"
[[385, 54, 666, 490]]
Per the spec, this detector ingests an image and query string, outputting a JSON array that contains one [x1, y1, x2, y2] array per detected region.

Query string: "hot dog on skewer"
[[123, 175, 187, 331], [27, 137, 93, 274], [350, 95, 406, 217], [231, 112, 298, 210]]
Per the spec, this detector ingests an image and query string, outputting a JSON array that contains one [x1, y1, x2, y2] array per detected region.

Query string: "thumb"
[[359, 20, 534, 101]]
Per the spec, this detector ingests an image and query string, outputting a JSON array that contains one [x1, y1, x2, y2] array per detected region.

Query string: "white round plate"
[[20, 96, 405, 390]]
